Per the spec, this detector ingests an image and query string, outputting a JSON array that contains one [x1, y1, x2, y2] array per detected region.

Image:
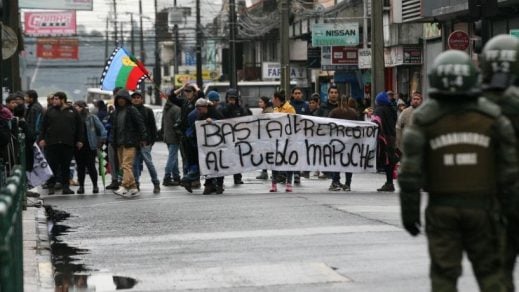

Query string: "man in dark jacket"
[[38, 91, 83, 195], [130, 91, 160, 193], [111, 89, 148, 197], [162, 94, 182, 186], [220, 88, 252, 184], [24, 89, 44, 140], [320, 85, 340, 117]]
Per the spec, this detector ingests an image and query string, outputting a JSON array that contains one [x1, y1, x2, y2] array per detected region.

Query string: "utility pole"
[[173, 0, 179, 75], [371, 0, 385, 95], [229, 0, 238, 89], [105, 17, 109, 62], [195, 0, 202, 88], [363, 0, 368, 49], [130, 13, 135, 54], [279, 0, 290, 96], [139, 0, 145, 92], [113, 0, 118, 46], [153, 0, 161, 104]]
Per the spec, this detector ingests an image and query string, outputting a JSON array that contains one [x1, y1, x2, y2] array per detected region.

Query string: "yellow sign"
[[172, 70, 219, 87]]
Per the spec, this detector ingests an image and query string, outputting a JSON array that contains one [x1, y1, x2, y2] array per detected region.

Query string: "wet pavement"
[[24, 142, 519, 291]]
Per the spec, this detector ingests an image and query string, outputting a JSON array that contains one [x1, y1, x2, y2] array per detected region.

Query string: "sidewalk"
[[23, 200, 54, 292]]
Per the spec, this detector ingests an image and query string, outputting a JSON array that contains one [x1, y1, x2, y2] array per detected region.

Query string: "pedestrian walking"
[[328, 96, 359, 192], [72, 101, 107, 194], [398, 50, 518, 292], [372, 91, 398, 192], [270, 91, 296, 193], [111, 89, 148, 197], [105, 88, 122, 190], [479, 34, 519, 292], [38, 91, 83, 195], [395, 91, 423, 153], [162, 91, 183, 187], [130, 91, 161, 193], [256, 96, 273, 180]]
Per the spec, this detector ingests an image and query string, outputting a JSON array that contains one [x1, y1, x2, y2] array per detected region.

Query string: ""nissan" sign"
[[24, 11, 77, 36]]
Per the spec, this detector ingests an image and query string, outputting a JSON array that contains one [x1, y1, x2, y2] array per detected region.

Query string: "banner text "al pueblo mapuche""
[[195, 113, 379, 177]]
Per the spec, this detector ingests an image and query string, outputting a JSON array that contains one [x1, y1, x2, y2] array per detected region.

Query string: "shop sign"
[[262, 62, 307, 80], [36, 38, 79, 59], [311, 23, 359, 47], [20, 0, 93, 10], [510, 29, 519, 39], [403, 47, 422, 64], [24, 11, 77, 36], [358, 48, 371, 69], [331, 46, 358, 65], [448, 30, 470, 51]]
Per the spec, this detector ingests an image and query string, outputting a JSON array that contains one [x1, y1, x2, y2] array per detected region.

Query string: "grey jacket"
[[162, 100, 182, 145]]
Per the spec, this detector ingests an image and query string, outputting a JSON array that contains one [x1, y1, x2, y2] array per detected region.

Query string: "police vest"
[[423, 111, 496, 196]]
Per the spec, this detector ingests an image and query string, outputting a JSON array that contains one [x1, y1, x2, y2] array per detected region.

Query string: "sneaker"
[[153, 183, 160, 194], [76, 187, 85, 194], [286, 183, 293, 192], [203, 184, 216, 195], [183, 181, 193, 193], [62, 187, 74, 195], [328, 182, 342, 191], [269, 183, 278, 192], [47, 187, 55, 195], [106, 181, 120, 190], [216, 185, 224, 194], [128, 188, 140, 196], [234, 179, 244, 185], [294, 175, 301, 185], [162, 178, 175, 186], [69, 179, 79, 186], [256, 172, 268, 180], [377, 183, 395, 192], [93, 186, 99, 194], [114, 186, 128, 196], [343, 185, 351, 192]]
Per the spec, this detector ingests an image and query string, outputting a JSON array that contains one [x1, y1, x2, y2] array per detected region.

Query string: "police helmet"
[[428, 50, 480, 99], [480, 34, 519, 91]]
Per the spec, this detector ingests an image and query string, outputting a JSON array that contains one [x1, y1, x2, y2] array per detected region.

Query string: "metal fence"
[[0, 132, 27, 292]]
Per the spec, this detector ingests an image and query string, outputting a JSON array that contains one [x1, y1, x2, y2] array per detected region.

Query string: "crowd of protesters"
[[0, 84, 420, 197]]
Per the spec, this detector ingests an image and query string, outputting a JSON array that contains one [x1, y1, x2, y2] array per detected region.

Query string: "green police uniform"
[[480, 34, 519, 292], [398, 50, 519, 292]]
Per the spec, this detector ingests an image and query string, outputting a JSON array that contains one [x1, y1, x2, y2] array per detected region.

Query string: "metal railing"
[[0, 131, 26, 292]]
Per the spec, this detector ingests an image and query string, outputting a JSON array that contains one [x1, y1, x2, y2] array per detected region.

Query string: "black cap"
[[116, 89, 130, 99]]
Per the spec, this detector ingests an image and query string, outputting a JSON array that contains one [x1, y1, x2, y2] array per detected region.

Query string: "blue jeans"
[[132, 145, 160, 185], [164, 143, 181, 180]]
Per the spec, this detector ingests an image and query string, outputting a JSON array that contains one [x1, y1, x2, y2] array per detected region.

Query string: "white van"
[[203, 81, 298, 108], [85, 88, 113, 104]]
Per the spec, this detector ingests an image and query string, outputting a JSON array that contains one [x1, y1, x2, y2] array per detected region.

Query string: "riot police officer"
[[398, 50, 518, 292], [480, 34, 519, 292]]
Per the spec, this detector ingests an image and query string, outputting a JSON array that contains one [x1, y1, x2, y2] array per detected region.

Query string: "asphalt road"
[[41, 142, 517, 291]]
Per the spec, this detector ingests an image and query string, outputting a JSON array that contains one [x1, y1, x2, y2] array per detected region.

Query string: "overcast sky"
[[74, 0, 223, 33]]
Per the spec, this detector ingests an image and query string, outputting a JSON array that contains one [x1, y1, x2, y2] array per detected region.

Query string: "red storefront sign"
[[24, 11, 76, 36], [36, 38, 79, 59], [331, 46, 358, 65], [448, 31, 470, 51]]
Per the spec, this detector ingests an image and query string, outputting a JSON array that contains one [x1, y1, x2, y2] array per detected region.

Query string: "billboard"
[[24, 11, 77, 36], [20, 0, 93, 10], [36, 38, 79, 59], [311, 23, 359, 47]]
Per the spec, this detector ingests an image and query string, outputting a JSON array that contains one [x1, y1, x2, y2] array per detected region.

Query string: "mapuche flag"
[[100, 47, 150, 91]]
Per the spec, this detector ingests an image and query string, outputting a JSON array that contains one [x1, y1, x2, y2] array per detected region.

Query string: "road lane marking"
[[70, 225, 400, 246], [155, 262, 350, 290], [335, 205, 400, 213]]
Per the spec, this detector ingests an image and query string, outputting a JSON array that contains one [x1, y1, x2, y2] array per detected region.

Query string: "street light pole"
[[153, 0, 161, 104], [139, 0, 145, 93], [280, 0, 290, 96], [196, 0, 202, 88], [229, 0, 238, 89]]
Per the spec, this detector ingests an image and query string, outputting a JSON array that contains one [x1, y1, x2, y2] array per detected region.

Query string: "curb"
[[23, 204, 54, 292]]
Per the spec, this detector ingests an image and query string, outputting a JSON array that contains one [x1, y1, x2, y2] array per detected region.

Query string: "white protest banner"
[[196, 113, 378, 177], [27, 143, 53, 187]]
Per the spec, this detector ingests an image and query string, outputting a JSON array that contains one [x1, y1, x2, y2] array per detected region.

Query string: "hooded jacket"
[[111, 90, 148, 147]]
